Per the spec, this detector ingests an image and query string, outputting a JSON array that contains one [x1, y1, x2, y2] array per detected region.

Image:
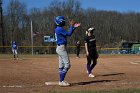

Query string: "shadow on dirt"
[[71, 73, 125, 86], [71, 80, 118, 86], [98, 73, 125, 77]]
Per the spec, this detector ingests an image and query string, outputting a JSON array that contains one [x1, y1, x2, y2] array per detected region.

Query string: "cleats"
[[59, 81, 70, 86], [89, 74, 95, 78]]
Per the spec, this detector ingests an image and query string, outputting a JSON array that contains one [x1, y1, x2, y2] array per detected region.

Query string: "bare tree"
[[0, 0, 5, 52], [3, 0, 140, 54], [6, 0, 27, 44]]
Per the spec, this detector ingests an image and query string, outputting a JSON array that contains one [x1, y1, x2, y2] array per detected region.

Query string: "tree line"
[[0, 0, 140, 53]]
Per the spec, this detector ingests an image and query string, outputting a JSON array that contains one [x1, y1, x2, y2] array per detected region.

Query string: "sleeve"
[[84, 36, 88, 43], [60, 26, 75, 36]]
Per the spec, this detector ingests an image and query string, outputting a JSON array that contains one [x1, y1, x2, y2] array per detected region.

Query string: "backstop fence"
[[0, 46, 140, 54]]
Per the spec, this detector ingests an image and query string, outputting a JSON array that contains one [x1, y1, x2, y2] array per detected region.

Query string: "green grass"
[[29, 88, 140, 93]]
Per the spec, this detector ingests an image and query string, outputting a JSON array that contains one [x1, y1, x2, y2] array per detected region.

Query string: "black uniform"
[[85, 35, 98, 74], [76, 41, 81, 57]]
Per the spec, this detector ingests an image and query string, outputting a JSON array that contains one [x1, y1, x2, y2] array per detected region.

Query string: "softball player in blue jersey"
[[54, 16, 80, 86], [12, 41, 18, 59]]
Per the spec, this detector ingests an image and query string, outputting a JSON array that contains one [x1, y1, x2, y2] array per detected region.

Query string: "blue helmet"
[[13, 41, 16, 44], [54, 16, 65, 26]]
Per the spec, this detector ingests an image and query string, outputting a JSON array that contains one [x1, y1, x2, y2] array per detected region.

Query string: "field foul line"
[[130, 61, 140, 64], [0, 58, 32, 61], [1, 84, 44, 88], [130, 62, 138, 64], [2, 85, 23, 88]]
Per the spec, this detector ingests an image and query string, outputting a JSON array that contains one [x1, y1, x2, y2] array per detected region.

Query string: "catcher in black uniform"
[[85, 27, 99, 78]]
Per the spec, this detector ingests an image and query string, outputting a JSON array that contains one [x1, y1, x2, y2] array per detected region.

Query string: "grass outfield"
[[30, 88, 140, 93]]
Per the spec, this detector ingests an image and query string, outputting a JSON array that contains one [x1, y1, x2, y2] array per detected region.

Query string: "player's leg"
[[90, 58, 97, 72], [76, 48, 80, 58], [59, 46, 70, 79], [87, 55, 95, 78], [56, 45, 70, 86], [56, 46, 64, 81], [87, 55, 92, 74], [89, 51, 98, 77], [58, 55, 65, 82], [76, 49, 78, 57], [12, 49, 15, 58], [15, 49, 18, 59], [90, 51, 98, 71]]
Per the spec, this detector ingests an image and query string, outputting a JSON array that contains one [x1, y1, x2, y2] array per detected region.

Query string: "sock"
[[59, 68, 67, 82], [87, 64, 91, 74], [59, 68, 64, 82]]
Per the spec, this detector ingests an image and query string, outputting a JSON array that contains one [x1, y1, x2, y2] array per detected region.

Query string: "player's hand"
[[69, 20, 75, 26], [96, 53, 99, 59], [86, 51, 89, 56], [74, 23, 81, 28]]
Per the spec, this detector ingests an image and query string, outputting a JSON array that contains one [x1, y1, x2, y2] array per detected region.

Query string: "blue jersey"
[[55, 26, 75, 45], [12, 43, 17, 49]]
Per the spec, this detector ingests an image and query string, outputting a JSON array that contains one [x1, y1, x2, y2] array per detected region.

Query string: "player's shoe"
[[89, 74, 95, 78], [59, 81, 70, 86]]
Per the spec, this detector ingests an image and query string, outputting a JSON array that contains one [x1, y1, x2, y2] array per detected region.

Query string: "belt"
[[57, 44, 66, 46]]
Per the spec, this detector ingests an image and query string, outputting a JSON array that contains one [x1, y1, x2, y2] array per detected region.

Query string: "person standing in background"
[[76, 40, 81, 58], [12, 41, 18, 60]]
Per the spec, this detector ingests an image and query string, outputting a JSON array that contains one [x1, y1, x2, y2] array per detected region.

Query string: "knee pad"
[[63, 64, 71, 73], [66, 64, 71, 70]]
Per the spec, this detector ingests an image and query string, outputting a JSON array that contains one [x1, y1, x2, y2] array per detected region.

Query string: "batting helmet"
[[54, 16, 65, 26], [13, 41, 16, 44]]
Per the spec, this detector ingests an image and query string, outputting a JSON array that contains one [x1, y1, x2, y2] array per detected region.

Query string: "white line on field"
[[130, 62, 138, 64], [2, 85, 23, 88], [130, 60, 140, 64]]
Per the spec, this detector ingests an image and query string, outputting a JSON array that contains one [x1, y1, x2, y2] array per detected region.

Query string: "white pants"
[[12, 49, 18, 55], [56, 45, 70, 69]]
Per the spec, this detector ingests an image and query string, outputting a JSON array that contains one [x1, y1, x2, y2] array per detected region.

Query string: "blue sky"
[[3, 0, 140, 13]]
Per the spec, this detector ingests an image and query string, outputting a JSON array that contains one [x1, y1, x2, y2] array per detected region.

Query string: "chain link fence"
[[0, 46, 140, 54]]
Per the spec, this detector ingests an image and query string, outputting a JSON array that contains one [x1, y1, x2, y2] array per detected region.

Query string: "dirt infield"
[[0, 54, 140, 93]]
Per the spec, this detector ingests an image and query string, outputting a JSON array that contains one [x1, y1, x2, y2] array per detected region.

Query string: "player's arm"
[[65, 20, 80, 36], [84, 37, 89, 56], [17, 46, 18, 50], [59, 27, 74, 36], [67, 26, 75, 36], [60, 20, 80, 36], [85, 43, 89, 56]]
